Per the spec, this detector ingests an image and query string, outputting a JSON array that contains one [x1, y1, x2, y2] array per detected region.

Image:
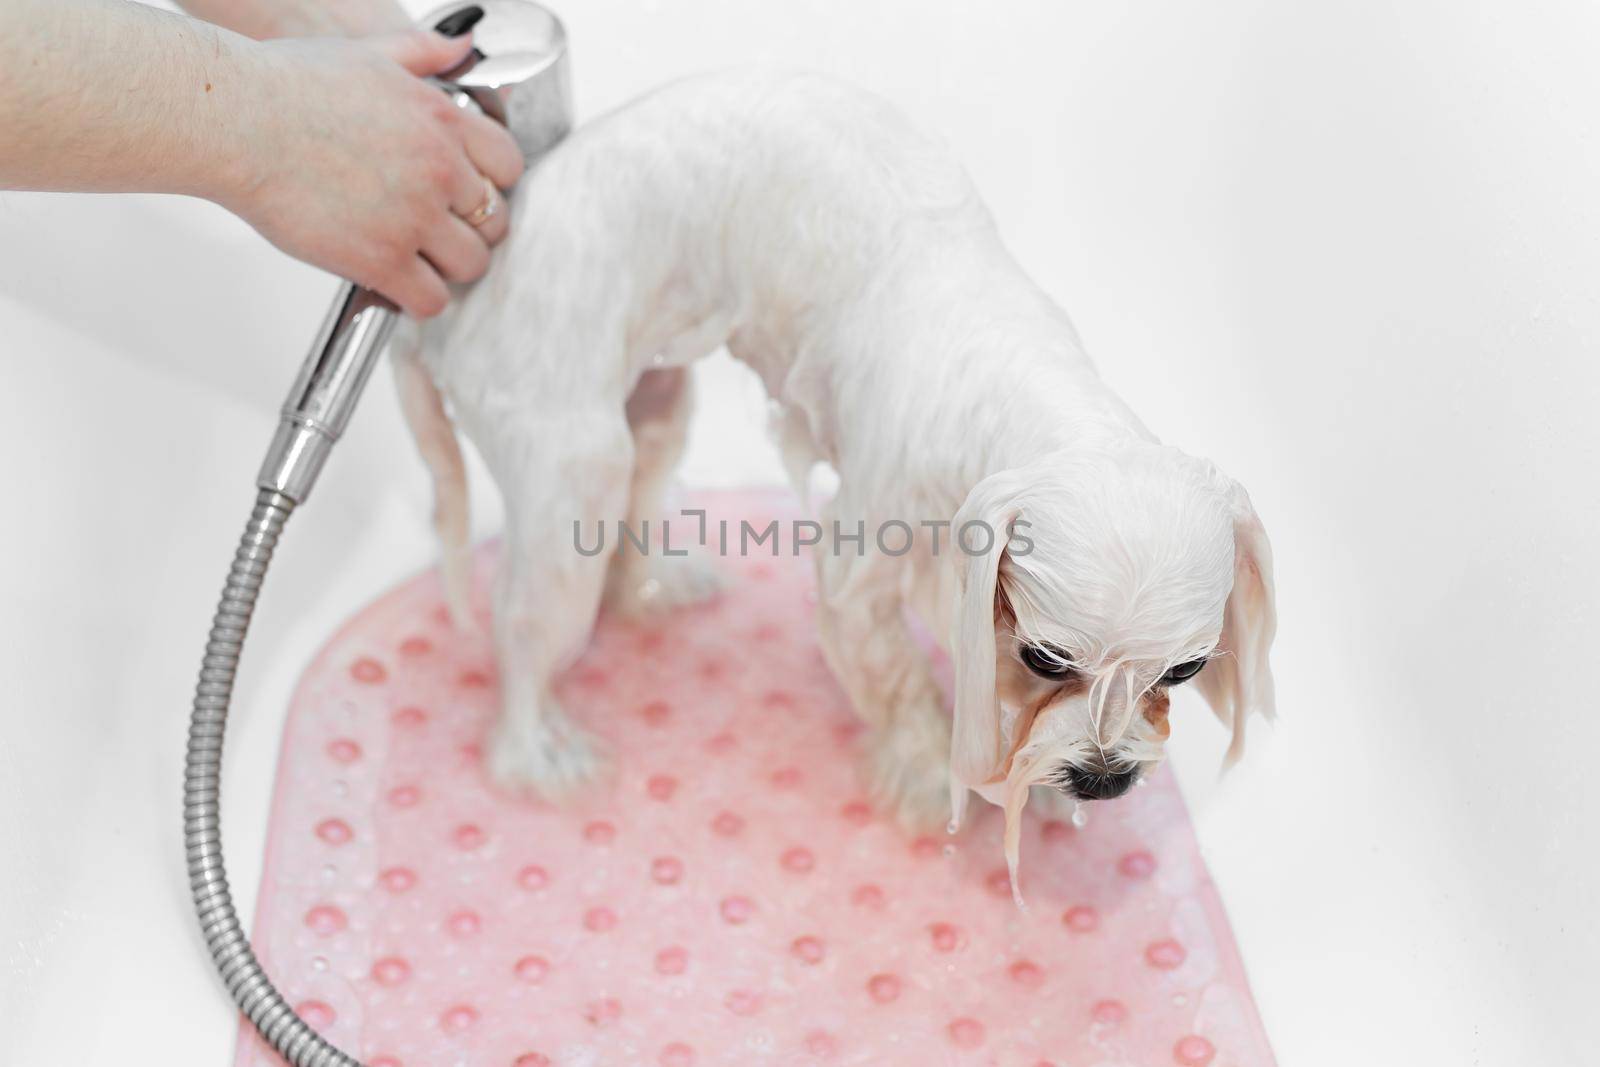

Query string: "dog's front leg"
[[813, 517, 952, 830], [478, 406, 634, 800]]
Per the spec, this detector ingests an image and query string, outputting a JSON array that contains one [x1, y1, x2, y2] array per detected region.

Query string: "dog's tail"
[[391, 333, 475, 631]]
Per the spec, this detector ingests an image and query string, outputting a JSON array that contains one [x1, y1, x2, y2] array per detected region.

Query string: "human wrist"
[[189, 33, 285, 214]]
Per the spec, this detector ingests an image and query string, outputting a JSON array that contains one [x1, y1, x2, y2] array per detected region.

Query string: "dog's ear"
[[1195, 481, 1277, 766], [948, 470, 1025, 825]]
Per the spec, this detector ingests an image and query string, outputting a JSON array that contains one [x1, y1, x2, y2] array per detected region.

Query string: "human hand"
[[216, 28, 524, 317]]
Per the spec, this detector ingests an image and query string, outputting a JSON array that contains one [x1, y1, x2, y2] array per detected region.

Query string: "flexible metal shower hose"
[[185, 489, 362, 1067]]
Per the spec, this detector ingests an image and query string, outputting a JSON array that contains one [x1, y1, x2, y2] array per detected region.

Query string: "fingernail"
[[435, 5, 484, 37]]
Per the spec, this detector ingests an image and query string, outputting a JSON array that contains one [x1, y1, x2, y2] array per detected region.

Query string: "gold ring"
[[464, 178, 498, 227]]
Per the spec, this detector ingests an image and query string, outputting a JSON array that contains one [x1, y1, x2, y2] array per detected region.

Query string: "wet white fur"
[[391, 71, 1277, 824]]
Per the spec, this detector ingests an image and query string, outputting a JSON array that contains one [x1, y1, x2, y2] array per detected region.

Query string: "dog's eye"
[[1159, 658, 1207, 686], [1020, 643, 1076, 679]]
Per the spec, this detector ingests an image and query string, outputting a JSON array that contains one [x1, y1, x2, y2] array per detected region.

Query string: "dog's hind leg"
[[603, 366, 724, 616], [392, 334, 474, 630], [473, 404, 634, 799]]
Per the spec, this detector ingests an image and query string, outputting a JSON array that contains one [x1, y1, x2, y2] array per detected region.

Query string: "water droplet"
[[1070, 803, 1089, 829]]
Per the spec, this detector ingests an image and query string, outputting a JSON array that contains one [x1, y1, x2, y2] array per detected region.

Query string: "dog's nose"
[[1062, 764, 1139, 801]]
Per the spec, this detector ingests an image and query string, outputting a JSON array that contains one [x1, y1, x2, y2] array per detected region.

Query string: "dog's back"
[[428, 72, 999, 382], [402, 72, 1104, 595]]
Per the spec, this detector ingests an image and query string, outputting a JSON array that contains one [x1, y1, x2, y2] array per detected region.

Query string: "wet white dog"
[[393, 72, 1277, 869]]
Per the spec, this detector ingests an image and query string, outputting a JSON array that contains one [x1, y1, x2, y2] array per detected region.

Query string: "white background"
[[3, 1, 1598, 1064]]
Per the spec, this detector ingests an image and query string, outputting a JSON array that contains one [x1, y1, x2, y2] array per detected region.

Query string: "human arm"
[[0, 0, 523, 317], [173, 0, 410, 40]]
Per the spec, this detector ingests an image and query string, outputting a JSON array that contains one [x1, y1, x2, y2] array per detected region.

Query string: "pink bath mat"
[[235, 490, 1275, 1067]]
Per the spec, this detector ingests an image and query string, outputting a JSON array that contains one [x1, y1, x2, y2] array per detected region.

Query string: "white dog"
[[392, 72, 1277, 860]]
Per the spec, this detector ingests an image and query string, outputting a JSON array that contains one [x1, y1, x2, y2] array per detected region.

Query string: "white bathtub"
[[3, 1, 1597, 1063]]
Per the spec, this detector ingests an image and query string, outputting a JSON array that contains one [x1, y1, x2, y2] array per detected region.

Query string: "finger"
[[381, 256, 451, 319], [422, 215, 492, 285], [448, 162, 509, 245], [377, 28, 475, 77], [457, 109, 526, 190]]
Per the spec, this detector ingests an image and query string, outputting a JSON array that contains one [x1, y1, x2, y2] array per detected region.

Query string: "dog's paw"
[[487, 710, 609, 801], [606, 552, 725, 618], [863, 714, 953, 832]]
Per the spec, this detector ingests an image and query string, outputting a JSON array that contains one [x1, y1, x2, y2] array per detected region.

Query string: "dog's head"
[[947, 443, 1275, 885]]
